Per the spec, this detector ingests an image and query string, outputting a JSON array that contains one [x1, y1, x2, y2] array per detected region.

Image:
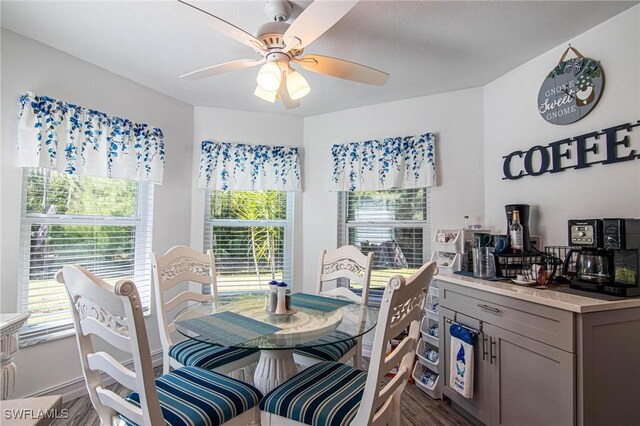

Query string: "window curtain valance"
[[331, 132, 436, 191], [199, 141, 301, 191], [17, 92, 165, 184]]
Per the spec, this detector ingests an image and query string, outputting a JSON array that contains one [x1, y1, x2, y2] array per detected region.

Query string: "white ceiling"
[[1, 1, 636, 116]]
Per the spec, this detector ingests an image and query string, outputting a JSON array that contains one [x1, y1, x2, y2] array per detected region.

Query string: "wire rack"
[[544, 246, 579, 278]]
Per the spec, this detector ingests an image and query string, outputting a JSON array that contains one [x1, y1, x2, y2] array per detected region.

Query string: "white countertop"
[[435, 272, 640, 313]]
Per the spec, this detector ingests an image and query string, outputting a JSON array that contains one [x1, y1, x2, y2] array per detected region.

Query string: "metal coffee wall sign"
[[503, 121, 640, 180], [538, 46, 604, 125]]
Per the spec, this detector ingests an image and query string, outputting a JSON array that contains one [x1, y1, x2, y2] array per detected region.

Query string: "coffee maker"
[[505, 204, 531, 251], [566, 219, 614, 292], [602, 218, 640, 297]]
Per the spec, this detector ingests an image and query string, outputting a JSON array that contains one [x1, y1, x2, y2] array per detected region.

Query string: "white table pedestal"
[[254, 349, 299, 395]]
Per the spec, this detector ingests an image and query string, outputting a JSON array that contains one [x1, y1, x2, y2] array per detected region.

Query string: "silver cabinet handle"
[[482, 334, 488, 361], [477, 303, 501, 314]]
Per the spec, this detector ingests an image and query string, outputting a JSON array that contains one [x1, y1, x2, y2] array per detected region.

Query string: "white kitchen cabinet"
[[437, 274, 640, 426]]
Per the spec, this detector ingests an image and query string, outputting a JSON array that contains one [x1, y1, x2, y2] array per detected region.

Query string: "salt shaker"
[[275, 281, 288, 314], [267, 280, 278, 313]]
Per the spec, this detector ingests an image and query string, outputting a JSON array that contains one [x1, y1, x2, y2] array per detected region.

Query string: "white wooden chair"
[[260, 261, 437, 426], [57, 265, 261, 426], [152, 245, 260, 375], [293, 245, 374, 369]]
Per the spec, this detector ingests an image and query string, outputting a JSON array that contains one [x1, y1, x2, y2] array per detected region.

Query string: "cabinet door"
[[487, 324, 575, 426], [441, 307, 492, 425]]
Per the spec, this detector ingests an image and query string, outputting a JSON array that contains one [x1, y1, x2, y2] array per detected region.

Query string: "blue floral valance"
[[199, 141, 301, 191], [331, 132, 436, 191], [17, 92, 165, 184]]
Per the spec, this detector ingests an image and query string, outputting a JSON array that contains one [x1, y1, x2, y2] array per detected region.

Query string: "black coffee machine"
[[602, 218, 640, 297], [566, 219, 640, 296], [505, 204, 531, 251]]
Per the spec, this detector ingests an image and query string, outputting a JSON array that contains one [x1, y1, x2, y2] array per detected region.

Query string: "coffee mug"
[[493, 234, 509, 254], [474, 233, 493, 248]]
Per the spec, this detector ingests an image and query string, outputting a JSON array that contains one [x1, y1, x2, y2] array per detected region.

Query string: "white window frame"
[[338, 188, 431, 295], [17, 168, 154, 343], [204, 190, 294, 292]]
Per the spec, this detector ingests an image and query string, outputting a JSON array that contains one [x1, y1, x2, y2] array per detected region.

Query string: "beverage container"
[[510, 210, 524, 253], [473, 248, 496, 279]]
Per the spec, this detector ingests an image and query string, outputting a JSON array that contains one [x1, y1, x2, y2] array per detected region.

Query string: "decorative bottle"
[[509, 210, 524, 253], [464, 215, 470, 229], [275, 282, 288, 314]]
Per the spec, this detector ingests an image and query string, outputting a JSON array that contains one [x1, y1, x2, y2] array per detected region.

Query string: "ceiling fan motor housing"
[[255, 21, 303, 57]]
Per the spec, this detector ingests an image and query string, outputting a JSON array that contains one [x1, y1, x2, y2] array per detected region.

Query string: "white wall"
[[301, 88, 485, 290], [483, 5, 640, 245], [0, 29, 194, 398], [189, 106, 304, 288]]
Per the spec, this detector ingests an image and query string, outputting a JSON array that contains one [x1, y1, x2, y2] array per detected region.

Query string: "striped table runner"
[[176, 311, 282, 347], [290, 293, 355, 313]]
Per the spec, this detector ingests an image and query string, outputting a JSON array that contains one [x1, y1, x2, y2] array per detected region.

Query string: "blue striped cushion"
[[259, 361, 366, 426], [170, 340, 258, 370], [293, 332, 357, 362], [122, 366, 262, 426]]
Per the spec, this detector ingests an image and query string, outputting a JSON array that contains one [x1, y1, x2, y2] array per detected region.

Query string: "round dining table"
[[174, 292, 379, 394]]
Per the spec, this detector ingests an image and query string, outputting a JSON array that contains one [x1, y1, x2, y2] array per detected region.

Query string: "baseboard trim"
[[25, 349, 164, 403]]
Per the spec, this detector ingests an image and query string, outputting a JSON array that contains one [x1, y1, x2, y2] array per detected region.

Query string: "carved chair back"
[[316, 245, 374, 304], [351, 261, 437, 426], [152, 245, 217, 361], [57, 265, 163, 425]]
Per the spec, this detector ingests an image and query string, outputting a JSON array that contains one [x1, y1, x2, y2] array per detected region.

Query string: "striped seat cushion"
[[260, 361, 366, 426], [293, 331, 357, 362], [170, 340, 258, 370], [122, 366, 262, 426]]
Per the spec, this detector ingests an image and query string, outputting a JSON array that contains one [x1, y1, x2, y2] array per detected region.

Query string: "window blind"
[[338, 188, 431, 294], [204, 190, 293, 292], [18, 168, 154, 338]]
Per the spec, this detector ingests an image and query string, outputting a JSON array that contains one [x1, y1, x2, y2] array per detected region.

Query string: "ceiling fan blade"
[[278, 70, 300, 109], [180, 59, 265, 81], [178, 0, 266, 52], [283, 0, 359, 51], [293, 54, 389, 86]]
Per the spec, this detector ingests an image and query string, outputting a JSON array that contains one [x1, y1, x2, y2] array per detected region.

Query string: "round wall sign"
[[537, 56, 604, 125]]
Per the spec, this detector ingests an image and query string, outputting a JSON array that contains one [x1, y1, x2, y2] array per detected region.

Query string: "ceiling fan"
[[178, 0, 389, 109]]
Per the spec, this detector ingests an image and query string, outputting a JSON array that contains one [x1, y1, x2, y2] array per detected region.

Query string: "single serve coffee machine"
[[602, 218, 640, 297]]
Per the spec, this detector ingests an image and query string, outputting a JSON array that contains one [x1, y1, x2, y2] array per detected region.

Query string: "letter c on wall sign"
[[503, 151, 525, 180]]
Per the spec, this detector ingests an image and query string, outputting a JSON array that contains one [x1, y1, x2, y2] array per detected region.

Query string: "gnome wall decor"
[[537, 45, 604, 125]]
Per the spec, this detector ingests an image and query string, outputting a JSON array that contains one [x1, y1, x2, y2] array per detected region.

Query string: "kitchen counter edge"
[[434, 272, 640, 313]]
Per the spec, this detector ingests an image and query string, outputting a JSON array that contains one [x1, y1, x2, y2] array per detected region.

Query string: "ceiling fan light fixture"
[[286, 69, 311, 100], [256, 61, 282, 92], [254, 85, 277, 103]]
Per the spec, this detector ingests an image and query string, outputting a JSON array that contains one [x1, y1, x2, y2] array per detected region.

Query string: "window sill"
[[19, 310, 152, 348], [19, 327, 76, 348]]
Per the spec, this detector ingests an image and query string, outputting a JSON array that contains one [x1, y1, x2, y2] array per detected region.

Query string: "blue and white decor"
[[199, 140, 301, 191], [331, 133, 436, 191], [17, 91, 165, 183]]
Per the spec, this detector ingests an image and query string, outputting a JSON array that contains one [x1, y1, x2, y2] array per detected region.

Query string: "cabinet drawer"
[[440, 281, 574, 352]]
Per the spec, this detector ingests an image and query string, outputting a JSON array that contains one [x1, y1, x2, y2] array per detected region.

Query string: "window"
[[338, 188, 431, 295], [18, 168, 154, 338], [204, 190, 293, 292]]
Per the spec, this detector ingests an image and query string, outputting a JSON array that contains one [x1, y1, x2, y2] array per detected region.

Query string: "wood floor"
[[52, 363, 472, 426]]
